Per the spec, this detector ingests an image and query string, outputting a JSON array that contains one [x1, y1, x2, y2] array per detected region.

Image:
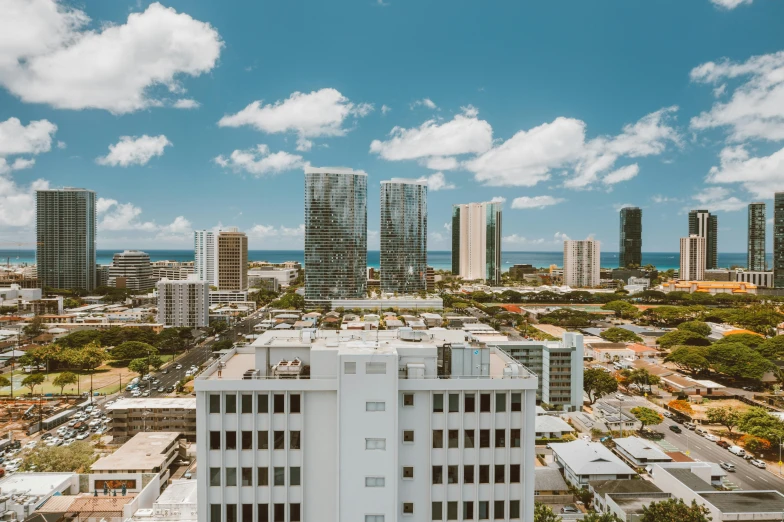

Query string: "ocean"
[[0, 250, 772, 272]]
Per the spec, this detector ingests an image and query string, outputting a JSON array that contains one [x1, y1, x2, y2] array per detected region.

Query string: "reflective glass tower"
[[748, 202, 766, 271], [36, 187, 96, 291], [774, 194, 784, 287], [380, 179, 427, 294], [688, 209, 718, 270], [451, 202, 502, 284], [304, 167, 368, 306], [618, 207, 642, 268]]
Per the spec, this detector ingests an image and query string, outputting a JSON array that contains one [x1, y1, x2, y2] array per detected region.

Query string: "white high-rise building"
[[680, 235, 706, 281], [195, 230, 218, 287], [195, 329, 537, 522], [157, 277, 210, 328], [451, 202, 502, 284], [563, 240, 600, 288]]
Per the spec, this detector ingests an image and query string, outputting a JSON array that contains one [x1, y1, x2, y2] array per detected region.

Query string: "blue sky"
[[1, 0, 784, 252]]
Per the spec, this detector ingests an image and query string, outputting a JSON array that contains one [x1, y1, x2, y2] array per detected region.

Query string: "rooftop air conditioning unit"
[[242, 369, 260, 380]]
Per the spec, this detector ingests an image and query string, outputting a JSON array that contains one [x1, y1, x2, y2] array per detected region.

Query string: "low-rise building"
[[534, 468, 570, 505], [330, 296, 444, 310], [613, 437, 673, 467], [534, 415, 575, 439], [589, 479, 669, 520], [659, 280, 758, 295], [550, 440, 636, 487], [247, 268, 298, 288], [593, 402, 643, 433], [130, 479, 197, 522], [0, 472, 79, 520], [105, 398, 197, 442]]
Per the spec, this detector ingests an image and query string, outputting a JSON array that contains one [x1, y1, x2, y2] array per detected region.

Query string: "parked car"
[[157, 387, 165, 393], [166, 386, 175, 393], [669, 425, 682, 433], [720, 462, 736, 472], [561, 506, 579, 514], [132, 390, 142, 397], [695, 428, 708, 436], [684, 422, 696, 430], [750, 459, 767, 469], [88, 419, 101, 427], [41, 433, 53, 441], [704, 434, 719, 442], [672, 416, 685, 424], [662, 411, 674, 418], [76, 432, 90, 440], [717, 440, 730, 449], [729, 445, 746, 457], [142, 390, 150, 397]]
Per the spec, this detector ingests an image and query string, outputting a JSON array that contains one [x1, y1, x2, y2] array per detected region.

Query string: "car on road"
[[41, 433, 52, 440], [704, 434, 719, 442], [717, 440, 730, 449], [157, 386, 165, 393], [46, 438, 62, 447], [720, 462, 736, 472], [88, 419, 101, 427], [131, 390, 141, 397], [175, 364, 182, 369], [662, 411, 673, 418], [750, 459, 767, 469], [166, 386, 175, 393], [560, 506, 579, 514], [76, 432, 90, 440], [142, 390, 150, 397], [729, 445, 746, 457], [672, 416, 685, 424], [162, 369, 168, 374], [669, 425, 682, 433], [684, 422, 696, 430]]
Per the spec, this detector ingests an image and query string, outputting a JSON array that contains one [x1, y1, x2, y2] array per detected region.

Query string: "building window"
[[290, 467, 301, 486], [511, 393, 522, 412], [258, 394, 268, 413], [448, 429, 459, 448], [290, 394, 301, 413], [258, 504, 268, 522], [463, 502, 474, 520], [433, 393, 444, 413], [403, 430, 415, 443], [226, 431, 237, 450], [447, 465, 459, 484], [258, 467, 269, 486], [273, 394, 284, 413], [448, 394, 459, 412], [290, 431, 301, 450], [402, 466, 414, 479], [403, 393, 414, 406], [510, 501, 520, 519], [365, 516, 384, 522], [273, 467, 285, 486], [479, 501, 489, 520], [432, 465, 443, 484], [432, 429, 443, 449], [258, 430, 269, 449], [494, 465, 505, 483], [511, 429, 521, 448], [241, 467, 252, 487], [494, 501, 504, 520], [365, 476, 385, 487], [241, 394, 252, 414], [274, 431, 285, 449], [465, 393, 475, 412], [290, 504, 301, 522], [403, 503, 414, 516], [447, 502, 458, 521], [366, 401, 386, 411], [209, 431, 220, 450], [479, 465, 489, 483], [226, 505, 237, 522], [366, 438, 386, 450], [495, 430, 506, 448], [210, 504, 221, 522], [464, 465, 474, 483], [431, 502, 442, 521], [480, 393, 490, 412], [209, 394, 220, 413], [209, 467, 221, 486], [242, 504, 252, 522], [226, 467, 237, 487], [510, 464, 520, 483], [496, 393, 506, 412], [226, 394, 237, 414], [273, 504, 284, 522], [464, 429, 475, 448], [479, 429, 490, 448], [241, 431, 253, 450], [345, 362, 356, 374], [366, 362, 386, 374]]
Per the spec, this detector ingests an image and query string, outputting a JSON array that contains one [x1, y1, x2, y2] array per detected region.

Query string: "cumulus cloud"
[[381, 105, 391, 115], [417, 172, 455, 191], [0, 117, 58, 156], [0, 176, 49, 227], [214, 144, 307, 177], [173, 99, 200, 109], [248, 223, 305, 238], [502, 234, 546, 246], [554, 231, 571, 242], [692, 186, 748, 212], [706, 145, 784, 199], [602, 164, 640, 185], [97, 197, 191, 239], [490, 197, 507, 204], [651, 195, 681, 204], [510, 195, 565, 209], [218, 89, 372, 146], [410, 98, 437, 110], [710, 0, 753, 9], [96, 135, 171, 167], [0, 1, 223, 114]]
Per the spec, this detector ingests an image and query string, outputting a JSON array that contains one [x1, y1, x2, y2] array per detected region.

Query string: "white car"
[[175, 364, 182, 370], [88, 419, 101, 427], [84, 406, 94, 413], [185, 370, 193, 377], [46, 437, 62, 447], [91, 410, 102, 418], [142, 390, 150, 397], [131, 390, 142, 397], [704, 434, 719, 442], [95, 427, 108, 435], [24, 441, 37, 449], [750, 459, 767, 469], [4, 462, 20, 473], [76, 432, 90, 440], [62, 439, 75, 446]]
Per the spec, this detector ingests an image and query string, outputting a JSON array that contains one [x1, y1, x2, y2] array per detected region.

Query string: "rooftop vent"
[[273, 358, 305, 379], [243, 369, 260, 380]]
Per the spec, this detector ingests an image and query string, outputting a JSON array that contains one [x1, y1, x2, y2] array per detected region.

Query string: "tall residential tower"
[[748, 202, 766, 271], [36, 188, 97, 291], [451, 202, 502, 284], [380, 179, 428, 294], [775, 194, 784, 287], [618, 207, 642, 268], [688, 209, 718, 270], [217, 228, 248, 291], [680, 234, 706, 281], [304, 167, 368, 306], [194, 230, 218, 287], [563, 240, 600, 288]]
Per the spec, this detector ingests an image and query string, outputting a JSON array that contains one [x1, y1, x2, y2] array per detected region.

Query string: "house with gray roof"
[[550, 440, 636, 487], [613, 436, 673, 467], [589, 479, 669, 516], [535, 415, 575, 439]]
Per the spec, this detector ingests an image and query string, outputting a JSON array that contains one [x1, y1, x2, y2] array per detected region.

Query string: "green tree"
[[584, 368, 619, 404], [665, 346, 710, 374], [23, 316, 45, 338], [57, 329, 101, 349], [631, 406, 663, 428], [640, 499, 711, 522], [626, 368, 661, 392], [738, 407, 784, 441], [156, 328, 187, 354], [657, 330, 711, 350], [53, 372, 79, 395], [600, 327, 643, 343], [212, 339, 234, 352], [538, 309, 598, 328], [110, 341, 158, 362], [149, 355, 164, 370], [0, 375, 10, 396], [583, 513, 623, 522], [601, 300, 639, 319], [534, 503, 562, 522], [713, 333, 764, 350], [21, 373, 45, 394], [677, 321, 711, 337], [22, 441, 97, 472], [128, 358, 149, 377], [707, 342, 774, 380], [273, 292, 305, 310], [758, 335, 784, 359], [705, 406, 741, 435]]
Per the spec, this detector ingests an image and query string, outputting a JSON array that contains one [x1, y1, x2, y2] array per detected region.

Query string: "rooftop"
[[534, 468, 569, 492], [614, 437, 672, 461], [91, 432, 180, 472], [105, 398, 196, 410], [155, 479, 198, 505], [590, 479, 663, 495], [550, 440, 635, 476], [0, 472, 76, 495], [700, 491, 784, 514]]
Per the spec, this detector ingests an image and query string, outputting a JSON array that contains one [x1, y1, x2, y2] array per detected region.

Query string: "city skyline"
[[2, 1, 784, 253]]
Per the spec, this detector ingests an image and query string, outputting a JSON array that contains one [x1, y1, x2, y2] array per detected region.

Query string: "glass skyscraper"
[[451, 202, 502, 284], [748, 202, 766, 271], [774, 194, 784, 287], [688, 209, 718, 270], [36, 187, 97, 291], [304, 167, 368, 306], [380, 179, 427, 294], [618, 207, 642, 268]]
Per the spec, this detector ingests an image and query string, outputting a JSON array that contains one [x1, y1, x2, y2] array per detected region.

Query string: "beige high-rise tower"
[[217, 227, 248, 290], [680, 234, 706, 281]]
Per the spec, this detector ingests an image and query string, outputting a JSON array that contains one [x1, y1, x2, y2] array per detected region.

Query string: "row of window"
[[208, 430, 300, 451], [432, 464, 521, 484], [209, 466, 300, 487], [209, 393, 300, 414], [402, 393, 523, 413], [210, 503, 299, 522], [396, 500, 521, 520], [430, 429, 522, 449]]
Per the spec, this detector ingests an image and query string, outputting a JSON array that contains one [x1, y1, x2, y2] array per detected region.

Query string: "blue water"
[[0, 250, 771, 272]]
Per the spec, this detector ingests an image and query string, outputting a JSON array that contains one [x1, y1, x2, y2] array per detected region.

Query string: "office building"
[[618, 207, 642, 268], [108, 250, 155, 291], [563, 240, 600, 288], [748, 202, 766, 271], [152, 260, 195, 281], [451, 202, 502, 284], [304, 167, 368, 306], [195, 230, 218, 287], [106, 398, 197, 442], [775, 193, 784, 288], [688, 210, 718, 270], [218, 228, 248, 291], [157, 277, 210, 328], [195, 329, 537, 522], [36, 188, 97, 291], [380, 179, 428, 294], [680, 235, 706, 281]]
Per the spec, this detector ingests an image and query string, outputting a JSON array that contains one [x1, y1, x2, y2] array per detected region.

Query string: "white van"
[[728, 445, 746, 457], [130, 377, 140, 385]]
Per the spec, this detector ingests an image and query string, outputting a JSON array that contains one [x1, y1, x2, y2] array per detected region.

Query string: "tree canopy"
[[584, 368, 618, 404], [631, 406, 663, 428], [538, 308, 598, 328], [738, 407, 784, 441], [110, 341, 158, 362], [602, 300, 639, 319], [707, 342, 774, 381], [600, 327, 643, 343], [533, 503, 562, 522], [665, 346, 710, 374], [677, 321, 711, 337], [657, 330, 711, 350], [23, 441, 96, 472], [705, 406, 741, 435], [53, 372, 79, 395], [22, 373, 45, 394], [640, 498, 711, 522]]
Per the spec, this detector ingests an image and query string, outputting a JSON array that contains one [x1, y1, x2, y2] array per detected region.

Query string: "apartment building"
[[618, 207, 642, 268], [195, 329, 538, 522], [380, 179, 428, 294], [680, 235, 706, 281], [106, 398, 197, 442], [108, 250, 155, 291], [688, 210, 718, 270], [157, 277, 210, 328], [563, 240, 600, 288], [195, 230, 219, 287], [748, 203, 766, 271], [153, 260, 195, 281], [451, 202, 502, 284], [218, 228, 249, 291]]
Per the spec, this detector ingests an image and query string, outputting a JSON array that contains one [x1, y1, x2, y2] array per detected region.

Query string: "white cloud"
[[0, 157, 36, 175], [554, 231, 571, 242], [0, 1, 223, 114], [381, 105, 391, 115], [0, 176, 49, 227], [417, 172, 455, 191], [56, 140, 66, 149], [502, 234, 546, 246], [0, 117, 57, 155], [490, 197, 507, 204], [706, 144, 784, 199], [410, 98, 437, 110], [96, 135, 171, 167], [296, 138, 313, 152], [710, 0, 753, 9], [651, 194, 681, 204], [614, 203, 636, 212], [421, 156, 460, 171], [510, 195, 565, 209], [173, 98, 200, 109], [692, 186, 748, 212], [602, 164, 640, 185], [97, 197, 191, 239], [218, 89, 372, 145], [214, 144, 307, 177], [443, 221, 452, 232]]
